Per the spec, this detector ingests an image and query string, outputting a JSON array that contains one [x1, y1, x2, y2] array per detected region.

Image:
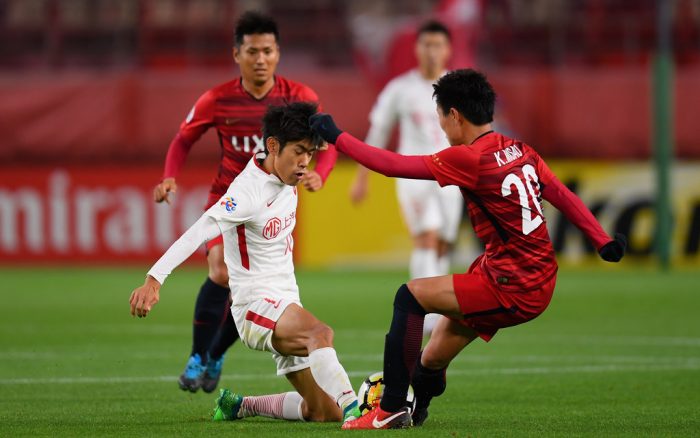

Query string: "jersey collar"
[[470, 130, 494, 145], [239, 76, 277, 102], [253, 156, 271, 175], [252, 156, 286, 186]]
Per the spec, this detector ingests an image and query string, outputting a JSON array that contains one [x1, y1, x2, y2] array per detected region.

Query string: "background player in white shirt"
[[129, 103, 361, 424], [350, 21, 463, 335]]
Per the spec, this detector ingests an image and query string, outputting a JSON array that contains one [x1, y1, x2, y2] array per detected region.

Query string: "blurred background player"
[[310, 69, 626, 429], [132, 102, 361, 425], [152, 11, 337, 393], [349, 20, 462, 336]]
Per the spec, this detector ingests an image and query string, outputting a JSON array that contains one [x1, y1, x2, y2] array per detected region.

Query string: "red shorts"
[[205, 192, 224, 252], [451, 256, 556, 342]]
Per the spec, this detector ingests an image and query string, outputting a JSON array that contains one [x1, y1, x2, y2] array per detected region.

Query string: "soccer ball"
[[357, 371, 416, 415]]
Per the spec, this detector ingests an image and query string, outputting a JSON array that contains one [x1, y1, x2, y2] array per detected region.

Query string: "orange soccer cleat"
[[341, 406, 412, 430]]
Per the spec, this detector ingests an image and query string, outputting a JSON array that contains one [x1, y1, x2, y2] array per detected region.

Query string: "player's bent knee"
[[307, 323, 334, 349], [394, 283, 427, 315]]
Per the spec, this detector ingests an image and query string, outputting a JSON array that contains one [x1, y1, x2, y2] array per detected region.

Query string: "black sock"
[[380, 284, 427, 412], [191, 278, 230, 361], [208, 309, 239, 360], [411, 352, 447, 411]]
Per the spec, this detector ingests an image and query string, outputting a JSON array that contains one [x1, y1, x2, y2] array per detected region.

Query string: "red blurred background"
[[1, 0, 699, 264]]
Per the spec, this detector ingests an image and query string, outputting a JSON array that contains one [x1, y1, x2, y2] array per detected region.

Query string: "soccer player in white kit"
[[350, 21, 463, 335], [129, 103, 361, 424]]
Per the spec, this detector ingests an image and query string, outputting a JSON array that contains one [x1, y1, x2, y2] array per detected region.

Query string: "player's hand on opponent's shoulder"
[[154, 177, 177, 204], [300, 170, 324, 192], [129, 276, 161, 318], [598, 233, 627, 262], [309, 113, 342, 144]]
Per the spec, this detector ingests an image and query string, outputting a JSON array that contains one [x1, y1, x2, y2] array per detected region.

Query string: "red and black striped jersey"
[[163, 75, 332, 207], [424, 131, 559, 292]]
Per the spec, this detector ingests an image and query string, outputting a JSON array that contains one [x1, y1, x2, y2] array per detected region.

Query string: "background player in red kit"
[[153, 11, 337, 393], [310, 69, 627, 429]]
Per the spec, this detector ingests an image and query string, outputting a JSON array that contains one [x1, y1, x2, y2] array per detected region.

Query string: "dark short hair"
[[262, 102, 323, 152], [417, 20, 451, 41], [234, 11, 279, 46], [433, 69, 496, 125]]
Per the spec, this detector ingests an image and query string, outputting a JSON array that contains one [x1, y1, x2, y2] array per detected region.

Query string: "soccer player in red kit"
[[153, 11, 337, 393], [310, 69, 626, 429]]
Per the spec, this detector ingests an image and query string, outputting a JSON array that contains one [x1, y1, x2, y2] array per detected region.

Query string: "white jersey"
[[365, 69, 449, 155], [365, 69, 463, 244], [148, 157, 299, 306]]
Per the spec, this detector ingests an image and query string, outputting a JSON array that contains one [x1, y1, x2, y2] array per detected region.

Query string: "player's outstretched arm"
[[155, 91, 216, 204], [129, 215, 222, 317], [541, 177, 626, 262], [309, 113, 434, 180]]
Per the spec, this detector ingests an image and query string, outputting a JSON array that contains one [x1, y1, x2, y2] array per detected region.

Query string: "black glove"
[[309, 113, 343, 144], [598, 233, 627, 262]]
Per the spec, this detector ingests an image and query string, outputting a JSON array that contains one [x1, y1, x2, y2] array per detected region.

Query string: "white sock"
[[422, 313, 442, 337], [282, 391, 305, 421], [240, 391, 304, 421], [309, 347, 357, 411], [409, 248, 439, 279]]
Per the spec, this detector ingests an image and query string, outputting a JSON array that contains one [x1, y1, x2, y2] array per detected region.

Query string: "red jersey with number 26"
[[424, 131, 558, 293]]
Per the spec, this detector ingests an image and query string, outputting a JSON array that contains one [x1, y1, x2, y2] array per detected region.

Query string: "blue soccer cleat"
[[178, 353, 205, 392], [201, 354, 225, 393], [212, 388, 244, 421]]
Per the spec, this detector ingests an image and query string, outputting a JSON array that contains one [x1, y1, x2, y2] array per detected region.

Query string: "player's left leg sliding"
[[213, 389, 304, 421], [213, 349, 359, 423], [342, 283, 425, 430]]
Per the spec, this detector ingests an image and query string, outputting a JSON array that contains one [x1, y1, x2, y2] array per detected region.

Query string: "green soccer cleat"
[[342, 400, 362, 422], [212, 388, 244, 421]]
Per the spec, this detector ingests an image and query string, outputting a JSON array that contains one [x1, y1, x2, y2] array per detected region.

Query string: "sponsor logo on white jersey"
[[220, 196, 237, 212], [263, 217, 282, 240]]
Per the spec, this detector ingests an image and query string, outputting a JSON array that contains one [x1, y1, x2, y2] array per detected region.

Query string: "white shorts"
[[230, 297, 310, 376], [396, 178, 463, 242]]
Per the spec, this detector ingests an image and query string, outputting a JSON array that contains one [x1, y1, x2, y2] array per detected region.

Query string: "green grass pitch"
[[0, 267, 698, 437]]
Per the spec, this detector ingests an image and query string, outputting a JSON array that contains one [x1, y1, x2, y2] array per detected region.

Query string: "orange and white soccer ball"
[[357, 371, 416, 415]]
